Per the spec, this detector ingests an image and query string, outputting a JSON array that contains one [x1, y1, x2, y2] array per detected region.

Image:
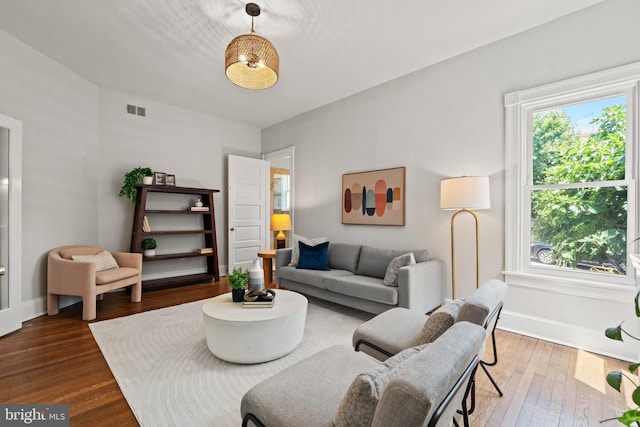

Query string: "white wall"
[[0, 29, 99, 319], [262, 0, 640, 360], [0, 29, 261, 320], [97, 89, 260, 278]]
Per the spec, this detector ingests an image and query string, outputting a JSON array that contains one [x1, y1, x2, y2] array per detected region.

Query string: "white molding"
[[504, 271, 635, 303], [500, 309, 639, 362]]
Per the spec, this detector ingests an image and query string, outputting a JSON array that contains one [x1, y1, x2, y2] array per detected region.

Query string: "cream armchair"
[[47, 245, 142, 321]]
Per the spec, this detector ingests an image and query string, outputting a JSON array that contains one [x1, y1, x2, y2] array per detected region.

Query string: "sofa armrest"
[[397, 259, 443, 314], [112, 252, 142, 270], [275, 249, 292, 284]]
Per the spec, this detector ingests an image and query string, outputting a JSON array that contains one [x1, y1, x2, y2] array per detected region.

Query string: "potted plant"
[[227, 267, 249, 302], [119, 167, 154, 204], [141, 238, 157, 257]]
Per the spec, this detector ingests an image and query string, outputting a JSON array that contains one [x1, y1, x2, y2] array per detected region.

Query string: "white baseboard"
[[500, 309, 639, 362]]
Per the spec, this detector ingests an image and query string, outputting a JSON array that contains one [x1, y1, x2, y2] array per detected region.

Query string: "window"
[[505, 64, 638, 288]]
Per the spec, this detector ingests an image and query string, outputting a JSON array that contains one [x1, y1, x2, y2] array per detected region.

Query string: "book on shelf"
[[190, 206, 209, 212], [198, 248, 214, 254], [142, 216, 151, 232]]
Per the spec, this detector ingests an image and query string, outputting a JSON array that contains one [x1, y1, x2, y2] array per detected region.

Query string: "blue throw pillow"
[[296, 241, 330, 271]]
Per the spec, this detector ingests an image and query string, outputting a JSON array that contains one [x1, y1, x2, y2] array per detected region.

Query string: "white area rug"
[[89, 297, 373, 426]]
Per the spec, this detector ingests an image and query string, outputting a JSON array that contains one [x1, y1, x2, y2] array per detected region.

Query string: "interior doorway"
[[263, 147, 294, 249]]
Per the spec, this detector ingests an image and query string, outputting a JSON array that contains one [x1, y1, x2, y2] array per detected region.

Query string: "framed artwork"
[[342, 167, 406, 226], [166, 174, 176, 186], [154, 172, 166, 186]]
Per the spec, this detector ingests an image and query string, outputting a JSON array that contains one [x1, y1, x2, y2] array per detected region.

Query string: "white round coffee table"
[[202, 289, 308, 364]]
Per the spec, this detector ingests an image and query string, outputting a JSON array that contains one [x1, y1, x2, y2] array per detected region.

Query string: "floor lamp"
[[440, 176, 490, 299]]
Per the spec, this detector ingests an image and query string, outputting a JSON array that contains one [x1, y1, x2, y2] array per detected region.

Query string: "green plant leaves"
[[635, 291, 640, 318], [617, 409, 640, 426], [606, 324, 624, 341], [607, 371, 622, 392]]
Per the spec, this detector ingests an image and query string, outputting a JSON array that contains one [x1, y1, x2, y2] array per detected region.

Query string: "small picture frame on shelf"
[[166, 174, 176, 186], [154, 172, 166, 186]]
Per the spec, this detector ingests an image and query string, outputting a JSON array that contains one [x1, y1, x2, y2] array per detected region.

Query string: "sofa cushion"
[[289, 235, 328, 266], [357, 246, 430, 279], [325, 275, 398, 305], [333, 344, 427, 427], [278, 266, 352, 289], [297, 241, 330, 271], [419, 299, 464, 344], [72, 250, 119, 271], [328, 243, 362, 273], [383, 252, 416, 287]]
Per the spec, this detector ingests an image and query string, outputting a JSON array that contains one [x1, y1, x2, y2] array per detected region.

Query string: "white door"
[[228, 155, 269, 272], [0, 114, 22, 337]]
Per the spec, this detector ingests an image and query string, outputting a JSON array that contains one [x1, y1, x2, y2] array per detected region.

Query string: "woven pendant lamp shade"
[[225, 32, 279, 89], [225, 4, 279, 90]]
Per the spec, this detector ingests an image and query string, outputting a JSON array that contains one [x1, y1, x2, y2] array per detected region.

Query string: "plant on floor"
[[603, 254, 640, 426], [227, 267, 249, 290], [141, 238, 157, 250], [119, 167, 153, 203]]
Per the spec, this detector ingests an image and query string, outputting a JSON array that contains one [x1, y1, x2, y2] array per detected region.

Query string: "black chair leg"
[[480, 360, 503, 396]]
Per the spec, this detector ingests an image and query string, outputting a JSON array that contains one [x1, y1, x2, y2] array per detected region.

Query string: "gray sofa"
[[275, 243, 443, 315], [241, 321, 486, 427]]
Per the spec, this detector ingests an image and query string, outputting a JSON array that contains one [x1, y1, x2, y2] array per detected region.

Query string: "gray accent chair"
[[241, 321, 486, 427], [352, 279, 508, 406]]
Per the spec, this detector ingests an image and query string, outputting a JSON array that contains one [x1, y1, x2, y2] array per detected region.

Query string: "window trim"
[[505, 62, 639, 289]]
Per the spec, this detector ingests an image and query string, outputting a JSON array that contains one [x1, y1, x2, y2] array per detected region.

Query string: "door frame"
[[0, 113, 22, 336]]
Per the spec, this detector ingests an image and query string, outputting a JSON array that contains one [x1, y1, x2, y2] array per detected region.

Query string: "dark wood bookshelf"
[[130, 184, 220, 290]]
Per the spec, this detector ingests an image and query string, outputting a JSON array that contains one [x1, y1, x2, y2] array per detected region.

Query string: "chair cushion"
[[72, 250, 119, 271], [419, 299, 464, 344], [383, 252, 416, 286], [289, 235, 328, 266], [296, 241, 330, 271], [95, 267, 139, 285], [59, 246, 103, 259], [333, 344, 428, 427]]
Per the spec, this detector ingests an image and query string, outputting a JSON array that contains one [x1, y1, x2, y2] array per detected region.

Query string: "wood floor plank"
[[0, 281, 634, 426]]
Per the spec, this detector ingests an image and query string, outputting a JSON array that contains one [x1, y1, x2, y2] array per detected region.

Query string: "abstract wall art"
[[342, 167, 406, 226]]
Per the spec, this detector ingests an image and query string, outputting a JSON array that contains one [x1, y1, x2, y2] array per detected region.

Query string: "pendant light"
[[225, 3, 279, 89]]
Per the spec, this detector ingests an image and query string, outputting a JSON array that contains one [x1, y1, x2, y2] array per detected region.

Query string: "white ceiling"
[[0, 0, 603, 129]]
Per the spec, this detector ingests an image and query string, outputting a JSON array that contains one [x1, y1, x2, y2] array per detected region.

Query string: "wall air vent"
[[126, 104, 146, 117]]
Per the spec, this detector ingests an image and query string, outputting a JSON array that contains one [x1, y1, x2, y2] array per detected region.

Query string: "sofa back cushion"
[[328, 243, 362, 273], [357, 246, 431, 279]]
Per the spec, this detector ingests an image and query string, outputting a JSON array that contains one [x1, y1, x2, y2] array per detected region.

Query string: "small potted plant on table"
[[141, 238, 157, 257], [227, 267, 249, 302]]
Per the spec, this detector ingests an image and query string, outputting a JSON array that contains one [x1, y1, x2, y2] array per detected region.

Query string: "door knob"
[[230, 228, 235, 231], [0, 266, 5, 276]]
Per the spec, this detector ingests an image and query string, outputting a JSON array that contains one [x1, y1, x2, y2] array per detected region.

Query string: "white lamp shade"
[[440, 176, 491, 210]]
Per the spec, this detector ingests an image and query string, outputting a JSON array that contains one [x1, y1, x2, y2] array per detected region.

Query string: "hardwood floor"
[[0, 281, 633, 426]]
